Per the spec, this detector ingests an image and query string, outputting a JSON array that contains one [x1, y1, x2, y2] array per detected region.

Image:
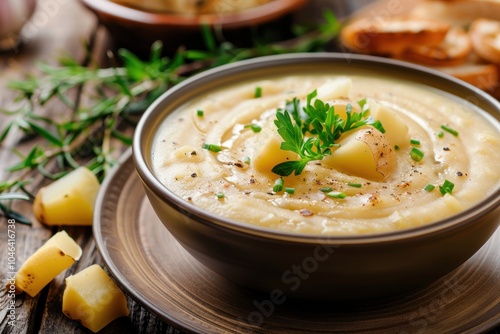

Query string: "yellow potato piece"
[[15, 231, 82, 297], [328, 99, 362, 121], [315, 77, 353, 100], [367, 98, 409, 148], [323, 127, 397, 181], [63, 265, 129, 333], [33, 167, 100, 226], [253, 127, 298, 174]]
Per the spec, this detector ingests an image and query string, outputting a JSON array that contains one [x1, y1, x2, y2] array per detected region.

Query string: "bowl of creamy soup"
[[80, 0, 308, 56], [133, 53, 500, 299]]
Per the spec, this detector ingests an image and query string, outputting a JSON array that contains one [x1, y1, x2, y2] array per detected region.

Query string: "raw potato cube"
[[33, 167, 100, 226], [323, 127, 396, 181], [15, 231, 82, 297], [367, 99, 409, 148], [63, 265, 129, 333]]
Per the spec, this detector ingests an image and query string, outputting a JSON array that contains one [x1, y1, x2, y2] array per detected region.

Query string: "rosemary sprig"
[[0, 12, 341, 222], [0, 179, 34, 225]]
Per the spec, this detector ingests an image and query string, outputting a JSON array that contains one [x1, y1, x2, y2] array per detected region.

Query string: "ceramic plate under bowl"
[[93, 149, 500, 334]]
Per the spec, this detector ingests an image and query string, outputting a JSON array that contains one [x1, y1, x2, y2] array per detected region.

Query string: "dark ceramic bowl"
[[133, 53, 500, 300], [79, 0, 309, 56]]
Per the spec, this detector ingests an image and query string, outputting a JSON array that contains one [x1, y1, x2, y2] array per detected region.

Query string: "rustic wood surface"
[[0, 0, 498, 333]]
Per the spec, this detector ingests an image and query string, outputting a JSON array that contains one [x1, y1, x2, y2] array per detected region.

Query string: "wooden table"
[[0, 1, 498, 333]]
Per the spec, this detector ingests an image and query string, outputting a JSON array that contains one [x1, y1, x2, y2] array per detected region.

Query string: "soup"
[[151, 75, 500, 235]]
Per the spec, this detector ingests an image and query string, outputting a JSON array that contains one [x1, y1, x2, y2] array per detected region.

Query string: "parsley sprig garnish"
[[272, 90, 384, 177]]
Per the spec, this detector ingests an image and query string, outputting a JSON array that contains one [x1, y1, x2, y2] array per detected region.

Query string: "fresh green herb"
[[0, 179, 34, 225], [0, 12, 342, 222], [271, 90, 385, 176], [0, 202, 32, 225], [0, 193, 31, 201], [320, 187, 333, 192], [437, 131, 444, 138], [244, 156, 251, 164], [326, 191, 346, 199], [410, 139, 420, 146], [423, 184, 435, 192], [395, 145, 400, 151], [273, 178, 285, 192], [202, 143, 223, 152], [197, 109, 204, 117], [439, 179, 455, 195], [410, 147, 424, 162], [348, 182, 362, 188], [244, 123, 262, 133], [254, 86, 262, 98], [0, 41, 174, 218], [285, 187, 295, 194], [216, 192, 225, 199], [441, 125, 459, 136]]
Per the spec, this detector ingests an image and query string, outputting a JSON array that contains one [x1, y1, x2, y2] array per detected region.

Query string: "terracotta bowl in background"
[[79, 0, 310, 56]]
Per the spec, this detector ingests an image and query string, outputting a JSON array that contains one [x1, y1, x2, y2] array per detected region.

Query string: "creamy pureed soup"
[[151, 75, 500, 235]]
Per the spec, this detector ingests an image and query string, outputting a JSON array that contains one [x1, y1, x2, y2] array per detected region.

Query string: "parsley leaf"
[[272, 89, 384, 176]]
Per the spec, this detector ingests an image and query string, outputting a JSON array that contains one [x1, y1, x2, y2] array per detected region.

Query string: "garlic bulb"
[[0, 0, 36, 50]]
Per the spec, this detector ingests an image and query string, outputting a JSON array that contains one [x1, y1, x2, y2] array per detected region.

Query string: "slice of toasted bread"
[[410, 0, 500, 27], [469, 18, 500, 64], [340, 17, 450, 55], [435, 62, 499, 90], [399, 27, 472, 66]]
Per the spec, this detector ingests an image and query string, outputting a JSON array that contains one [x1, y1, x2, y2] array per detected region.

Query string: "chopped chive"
[[243, 156, 251, 164], [441, 125, 459, 136], [197, 109, 204, 117], [326, 191, 347, 199], [348, 182, 362, 188], [244, 123, 262, 133], [285, 187, 295, 194], [202, 143, 222, 152], [437, 131, 444, 138], [439, 179, 455, 195], [320, 187, 333, 193], [410, 147, 424, 162], [357, 98, 369, 114], [273, 178, 284, 192], [216, 192, 224, 199], [423, 184, 435, 192], [357, 98, 367, 109], [410, 139, 420, 146], [395, 145, 400, 151], [254, 86, 262, 98]]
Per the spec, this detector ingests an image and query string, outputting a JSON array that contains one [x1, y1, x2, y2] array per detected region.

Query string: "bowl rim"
[[133, 52, 500, 244], [79, 0, 309, 28]]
